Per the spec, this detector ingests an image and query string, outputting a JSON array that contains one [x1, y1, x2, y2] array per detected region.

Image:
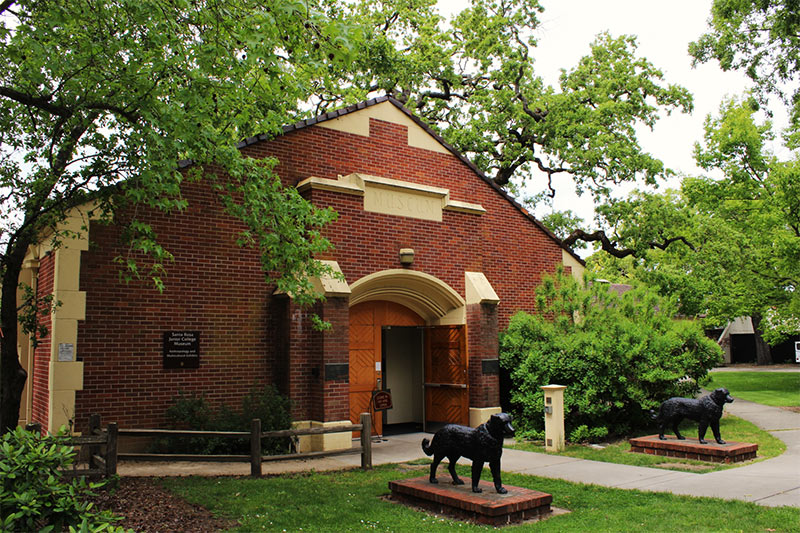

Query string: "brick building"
[[17, 97, 584, 449]]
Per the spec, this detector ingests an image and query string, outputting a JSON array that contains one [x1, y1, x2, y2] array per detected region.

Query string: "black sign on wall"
[[163, 331, 200, 369]]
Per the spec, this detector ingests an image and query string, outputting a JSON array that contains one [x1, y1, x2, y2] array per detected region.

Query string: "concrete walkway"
[[118, 393, 800, 508]]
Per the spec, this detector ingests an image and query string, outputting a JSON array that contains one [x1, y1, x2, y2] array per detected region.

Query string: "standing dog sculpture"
[[421, 413, 515, 494], [653, 388, 734, 444]]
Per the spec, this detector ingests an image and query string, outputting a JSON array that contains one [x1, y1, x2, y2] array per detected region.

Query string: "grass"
[[707, 372, 800, 407], [509, 414, 785, 473], [161, 464, 799, 532]]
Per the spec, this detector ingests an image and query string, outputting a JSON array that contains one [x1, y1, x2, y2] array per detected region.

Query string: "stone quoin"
[[16, 97, 584, 450]]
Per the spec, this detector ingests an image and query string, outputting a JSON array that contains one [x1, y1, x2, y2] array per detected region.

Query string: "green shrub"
[[153, 385, 293, 455], [0, 427, 125, 532], [500, 269, 722, 441]]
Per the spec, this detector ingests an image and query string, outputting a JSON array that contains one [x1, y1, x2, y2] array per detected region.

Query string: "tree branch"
[[0, 86, 71, 117], [562, 229, 695, 257]]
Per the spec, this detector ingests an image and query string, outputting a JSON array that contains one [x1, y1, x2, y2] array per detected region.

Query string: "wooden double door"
[[349, 301, 468, 435]]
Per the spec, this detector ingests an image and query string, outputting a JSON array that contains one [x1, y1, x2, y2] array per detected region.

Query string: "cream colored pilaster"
[[17, 255, 39, 426], [47, 210, 90, 433]]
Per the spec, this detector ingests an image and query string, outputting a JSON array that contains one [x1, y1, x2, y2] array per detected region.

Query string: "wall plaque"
[[481, 359, 500, 375], [372, 390, 393, 411], [163, 331, 200, 369]]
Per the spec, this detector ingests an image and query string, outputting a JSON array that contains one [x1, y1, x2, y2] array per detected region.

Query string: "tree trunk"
[[1, 238, 31, 434], [750, 314, 773, 366]]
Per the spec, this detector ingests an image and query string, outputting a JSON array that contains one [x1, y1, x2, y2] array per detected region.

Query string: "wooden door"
[[424, 325, 469, 430], [349, 301, 423, 436]]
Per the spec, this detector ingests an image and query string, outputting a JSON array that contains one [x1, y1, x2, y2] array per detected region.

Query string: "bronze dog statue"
[[421, 413, 515, 493], [653, 388, 734, 444]]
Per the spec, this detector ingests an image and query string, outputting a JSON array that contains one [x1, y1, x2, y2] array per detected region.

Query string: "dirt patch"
[[89, 477, 238, 533], [780, 406, 800, 413], [652, 462, 715, 472]]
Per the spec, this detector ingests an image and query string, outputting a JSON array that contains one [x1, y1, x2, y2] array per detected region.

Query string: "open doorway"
[[382, 326, 424, 435]]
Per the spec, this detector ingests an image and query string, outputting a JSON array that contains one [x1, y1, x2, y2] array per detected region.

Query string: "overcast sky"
[[436, 0, 759, 228]]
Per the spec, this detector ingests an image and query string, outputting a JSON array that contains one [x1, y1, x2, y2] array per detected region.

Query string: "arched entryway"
[[348, 270, 468, 435]]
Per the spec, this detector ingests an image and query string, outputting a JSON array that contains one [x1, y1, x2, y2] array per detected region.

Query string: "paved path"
[[119, 388, 800, 508]]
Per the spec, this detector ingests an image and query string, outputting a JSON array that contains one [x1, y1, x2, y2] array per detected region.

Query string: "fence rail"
[[26, 413, 372, 478]]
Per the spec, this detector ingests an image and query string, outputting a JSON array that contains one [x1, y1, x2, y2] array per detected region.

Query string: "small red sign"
[[372, 390, 393, 411]]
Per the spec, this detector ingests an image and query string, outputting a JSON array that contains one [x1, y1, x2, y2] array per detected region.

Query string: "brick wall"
[[31, 252, 54, 429], [72, 111, 567, 429]]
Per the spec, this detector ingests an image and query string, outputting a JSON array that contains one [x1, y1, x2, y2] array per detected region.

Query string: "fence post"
[[360, 412, 372, 470], [105, 423, 118, 477], [88, 414, 101, 469], [250, 418, 262, 477]]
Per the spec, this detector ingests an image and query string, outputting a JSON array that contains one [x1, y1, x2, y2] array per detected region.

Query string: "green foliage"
[[499, 270, 722, 441], [321, 0, 692, 197], [690, 0, 800, 139], [154, 386, 293, 456], [0, 427, 125, 532], [589, 98, 800, 346]]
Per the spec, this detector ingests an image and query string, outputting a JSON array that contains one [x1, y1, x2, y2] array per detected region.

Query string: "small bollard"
[[541, 385, 566, 452]]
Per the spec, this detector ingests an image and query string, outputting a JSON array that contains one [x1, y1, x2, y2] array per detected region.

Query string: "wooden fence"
[[27, 413, 372, 478]]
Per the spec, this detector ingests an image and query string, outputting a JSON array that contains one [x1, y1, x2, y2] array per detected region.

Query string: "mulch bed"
[[90, 477, 238, 532]]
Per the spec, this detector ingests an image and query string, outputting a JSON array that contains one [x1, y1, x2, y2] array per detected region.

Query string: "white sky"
[[436, 0, 761, 230]]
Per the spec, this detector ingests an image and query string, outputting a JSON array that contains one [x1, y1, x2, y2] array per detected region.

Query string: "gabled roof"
[[181, 95, 585, 265]]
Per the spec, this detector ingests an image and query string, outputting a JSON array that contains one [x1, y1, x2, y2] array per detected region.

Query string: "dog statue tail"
[[421, 437, 434, 456]]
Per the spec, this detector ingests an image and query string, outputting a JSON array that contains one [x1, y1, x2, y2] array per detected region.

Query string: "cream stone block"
[[310, 260, 351, 297], [49, 390, 77, 433], [291, 421, 313, 453], [542, 385, 566, 452], [469, 406, 502, 428], [50, 318, 78, 357], [465, 272, 500, 305], [311, 420, 353, 452], [49, 361, 84, 391], [54, 249, 83, 291], [54, 291, 86, 320]]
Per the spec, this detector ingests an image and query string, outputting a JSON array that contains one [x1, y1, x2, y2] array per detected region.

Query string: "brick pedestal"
[[389, 476, 552, 526], [629, 434, 758, 463]]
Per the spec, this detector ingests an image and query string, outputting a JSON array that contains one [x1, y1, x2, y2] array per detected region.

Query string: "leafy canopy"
[[588, 98, 800, 345]]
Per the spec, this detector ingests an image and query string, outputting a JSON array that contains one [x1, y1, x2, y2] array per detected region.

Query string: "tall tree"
[[321, 0, 693, 198], [690, 0, 800, 138], [588, 99, 800, 363], [0, 0, 359, 433]]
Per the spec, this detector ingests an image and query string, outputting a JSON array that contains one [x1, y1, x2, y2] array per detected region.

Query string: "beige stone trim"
[[316, 100, 450, 154], [562, 249, 585, 282], [311, 420, 353, 452], [465, 272, 500, 305], [469, 406, 502, 428], [310, 260, 351, 297], [291, 420, 314, 453], [297, 173, 485, 222], [22, 206, 93, 432], [350, 269, 466, 324]]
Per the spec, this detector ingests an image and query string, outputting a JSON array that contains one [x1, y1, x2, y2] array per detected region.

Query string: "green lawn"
[[510, 414, 785, 472], [707, 371, 800, 407], [161, 465, 799, 532]]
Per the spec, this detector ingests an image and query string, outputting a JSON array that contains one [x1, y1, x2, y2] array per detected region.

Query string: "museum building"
[[17, 96, 584, 450]]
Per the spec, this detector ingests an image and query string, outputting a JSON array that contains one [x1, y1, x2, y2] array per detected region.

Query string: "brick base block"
[[388, 475, 552, 526], [629, 434, 758, 463]]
